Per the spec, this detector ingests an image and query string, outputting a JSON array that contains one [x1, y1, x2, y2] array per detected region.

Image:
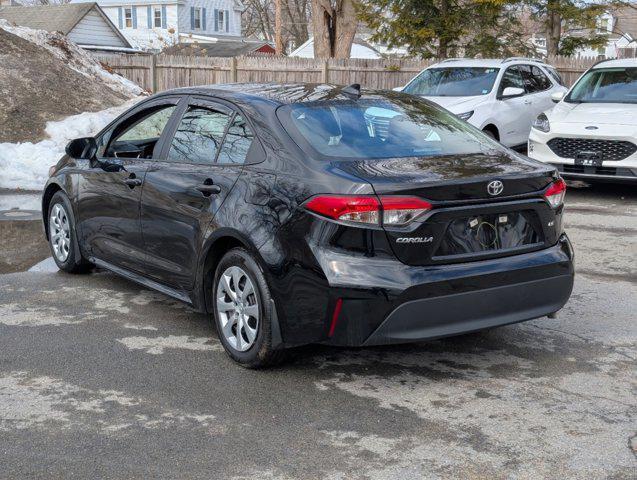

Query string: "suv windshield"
[[403, 67, 500, 96], [279, 96, 502, 159], [566, 67, 637, 104]]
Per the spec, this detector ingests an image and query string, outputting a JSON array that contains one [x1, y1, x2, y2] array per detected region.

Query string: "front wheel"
[[47, 191, 92, 273], [212, 248, 284, 368]]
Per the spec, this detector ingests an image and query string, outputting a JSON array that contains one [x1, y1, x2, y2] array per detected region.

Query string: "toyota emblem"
[[487, 180, 504, 196]]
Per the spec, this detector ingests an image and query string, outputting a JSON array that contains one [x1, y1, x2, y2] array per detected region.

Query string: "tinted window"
[[403, 67, 500, 96], [167, 106, 231, 164], [103, 105, 176, 159], [520, 65, 551, 93], [217, 115, 254, 165], [545, 66, 564, 86], [499, 67, 525, 95], [566, 67, 637, 104], [280, 97, 502, 159]]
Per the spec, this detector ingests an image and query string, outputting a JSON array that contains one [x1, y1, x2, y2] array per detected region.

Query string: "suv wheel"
[[212, 248, 284, 368], [47, 191, 92, 273]]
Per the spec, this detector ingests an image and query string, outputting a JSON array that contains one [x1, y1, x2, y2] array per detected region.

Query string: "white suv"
[[397, 58, 567, 149], [528, 58, 637, 183]]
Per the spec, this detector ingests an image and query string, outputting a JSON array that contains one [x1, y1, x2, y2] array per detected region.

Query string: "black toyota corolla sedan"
[[42, 83, 574, 367]]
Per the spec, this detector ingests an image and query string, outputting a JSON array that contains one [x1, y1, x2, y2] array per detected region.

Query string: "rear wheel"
[[47, 191, 92, 273], [212, 248, 284, 368]]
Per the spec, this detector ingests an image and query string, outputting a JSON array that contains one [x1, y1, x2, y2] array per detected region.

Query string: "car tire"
[[212, 247, 285, 368], [47, 191, 92, 274]]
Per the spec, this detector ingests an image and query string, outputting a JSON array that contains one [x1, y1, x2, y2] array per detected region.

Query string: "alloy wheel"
[[49, 203, 71, 262], [216, 266, 260, 352]]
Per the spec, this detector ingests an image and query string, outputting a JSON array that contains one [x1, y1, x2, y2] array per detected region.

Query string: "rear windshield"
[[278, 96, 502, 160], [403, 67, 500, 96], [566, 67, 637, 104]]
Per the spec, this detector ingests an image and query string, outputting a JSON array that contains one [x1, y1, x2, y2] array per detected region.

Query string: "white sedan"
[[396, 58, 567, 149], [528, 58, 637, 183]]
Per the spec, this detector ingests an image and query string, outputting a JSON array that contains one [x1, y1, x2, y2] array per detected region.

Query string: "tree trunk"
[[546, 2, 561, 57], [312, 0, 356, 59]]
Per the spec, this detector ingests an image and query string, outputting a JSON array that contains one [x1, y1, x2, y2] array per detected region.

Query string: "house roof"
[[613, 5, 637, 38], [163, 38, 274, 57], [0, 3, 131, 47], [289, 36, 383, 59]]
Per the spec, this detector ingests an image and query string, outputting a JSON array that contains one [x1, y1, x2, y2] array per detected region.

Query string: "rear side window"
[[167, 106, 231, 164], [545, 66, 564, 86], [217, 114, 254, 165]]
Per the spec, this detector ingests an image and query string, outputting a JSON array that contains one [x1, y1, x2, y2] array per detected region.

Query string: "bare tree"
[[311, 0, 356, 58], [242, 0, 310, 51]]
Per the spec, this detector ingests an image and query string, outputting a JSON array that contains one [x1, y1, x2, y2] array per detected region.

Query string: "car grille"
[[547, 138, 637, 161]]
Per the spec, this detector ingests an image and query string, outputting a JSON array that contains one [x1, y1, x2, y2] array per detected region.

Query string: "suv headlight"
[[457, 110, 474, 121], [532, 113, 550, 133]]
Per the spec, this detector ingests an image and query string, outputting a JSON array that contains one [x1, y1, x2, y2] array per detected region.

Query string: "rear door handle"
[[196, 183, 221, 196], [123, 178, 142, 187]]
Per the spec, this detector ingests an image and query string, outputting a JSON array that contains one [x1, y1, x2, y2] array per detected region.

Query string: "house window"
[[193, 7, 202, 29], [124, 7, 132, 28], [598, 18, 609, 33], [217, 10, 225, 31], [154, 7, 162, 28]]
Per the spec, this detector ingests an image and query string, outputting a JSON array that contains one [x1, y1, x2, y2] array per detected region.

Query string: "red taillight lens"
[[544, 178, 566, 208], [380, 196, 433, 226], [303, 195, 432, 226]]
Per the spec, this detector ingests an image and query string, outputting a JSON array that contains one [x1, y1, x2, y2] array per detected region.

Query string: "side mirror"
[[501, 87, 525, 98], [66, 137, 97, 160], [392, 86, 404, 92], [551, 91, 565, 103]]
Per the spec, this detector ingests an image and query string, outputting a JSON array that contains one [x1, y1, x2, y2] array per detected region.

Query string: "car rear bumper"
[[318, 234, 574, 347]]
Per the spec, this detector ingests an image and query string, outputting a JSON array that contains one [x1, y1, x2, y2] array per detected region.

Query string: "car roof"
[[429, 58, 548, 68], [154, 83, 378, 106], [591, 58, 637, 69]]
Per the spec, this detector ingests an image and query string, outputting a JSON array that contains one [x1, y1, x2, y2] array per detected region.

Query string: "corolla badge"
[[396, 237, 433, 243], [487, 180, 504, 196]]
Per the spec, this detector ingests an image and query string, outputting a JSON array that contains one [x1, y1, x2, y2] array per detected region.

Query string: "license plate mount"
[[575, 151, 603, 167]]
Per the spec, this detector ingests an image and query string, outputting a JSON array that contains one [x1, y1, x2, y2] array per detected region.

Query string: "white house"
[[71, 0, 244, 50], [289, 36, 383, 59]]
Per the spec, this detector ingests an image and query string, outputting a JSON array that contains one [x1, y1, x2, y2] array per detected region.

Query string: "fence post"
[[150, 54, 158, 93], [230, 56, 238, 83], [321, 60, 329, 83]]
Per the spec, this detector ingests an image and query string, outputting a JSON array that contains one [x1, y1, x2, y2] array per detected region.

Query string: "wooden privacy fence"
[[94, 54, 599, 94]]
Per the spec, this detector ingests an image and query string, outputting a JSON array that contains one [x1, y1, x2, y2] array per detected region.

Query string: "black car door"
[[76, 97, 182, 273], [140, 97, 256, 289]]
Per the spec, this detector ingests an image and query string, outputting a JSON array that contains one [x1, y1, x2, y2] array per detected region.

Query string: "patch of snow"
[[117, 335, 223, 354], [0, 19, 144, 99], [0, 99, 140, 190], [28, 257, 57, 273]]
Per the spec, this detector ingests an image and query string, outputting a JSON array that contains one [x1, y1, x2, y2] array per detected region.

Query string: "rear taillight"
[[303, 195, 432, 226], [544, 178, 566, 208]]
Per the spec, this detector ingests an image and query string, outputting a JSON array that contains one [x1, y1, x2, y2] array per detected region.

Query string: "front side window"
[[279, 97, 502, 160], [519, 65, 552, 93], [102, 105, 177, 159], [498, 66, 525, 95], [566, 67, 637, 104], [124, 8, 132, 28], [403, 67, 500, 97], [154, 8, 162, 28], [545, 66, 564, 86], [193, 8, 202, 29], [218, 115, 254, 164], [167, 106, 231, 164]]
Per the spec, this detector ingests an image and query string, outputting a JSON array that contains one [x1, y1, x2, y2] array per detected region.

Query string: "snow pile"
[[0, 99, 140, 190], [0, 19, 143, 98]]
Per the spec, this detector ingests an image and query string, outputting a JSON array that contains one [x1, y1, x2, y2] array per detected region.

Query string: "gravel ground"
[[0, 183, 635, 479]]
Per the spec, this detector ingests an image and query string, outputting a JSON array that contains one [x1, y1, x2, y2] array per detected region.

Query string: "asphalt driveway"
[[0, 183, 635, 479]]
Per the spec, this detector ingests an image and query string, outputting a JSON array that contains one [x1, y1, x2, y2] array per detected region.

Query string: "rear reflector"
[[304, 195, 432, 226], [544, 178, 566, 208]]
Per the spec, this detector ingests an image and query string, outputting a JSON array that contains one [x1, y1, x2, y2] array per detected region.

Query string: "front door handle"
[[123, 178, 142, 188], [196, 183, 221, 196]]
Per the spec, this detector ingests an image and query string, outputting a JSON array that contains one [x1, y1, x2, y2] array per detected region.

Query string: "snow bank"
[[0, 99, 141, 191], [0, 19, 143, 99]]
